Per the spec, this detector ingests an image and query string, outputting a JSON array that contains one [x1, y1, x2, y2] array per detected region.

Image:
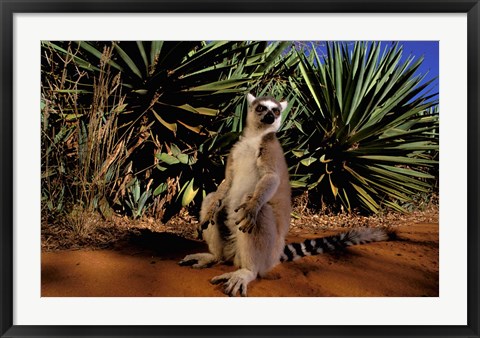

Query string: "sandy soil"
[[41, 222, 438, 297]]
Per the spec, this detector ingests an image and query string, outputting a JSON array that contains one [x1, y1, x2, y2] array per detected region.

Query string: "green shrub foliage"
[[41, 40, 438, 220], [285, 42, 438, 213]]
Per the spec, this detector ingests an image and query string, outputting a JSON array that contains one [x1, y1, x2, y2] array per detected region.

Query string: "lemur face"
[[246, 94, 288, 132]]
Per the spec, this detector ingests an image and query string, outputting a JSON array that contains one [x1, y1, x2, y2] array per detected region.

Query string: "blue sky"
[[398, 41, 439, 100]]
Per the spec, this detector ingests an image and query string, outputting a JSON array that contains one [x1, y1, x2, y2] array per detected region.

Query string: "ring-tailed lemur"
[[179, 93, 390, 297]]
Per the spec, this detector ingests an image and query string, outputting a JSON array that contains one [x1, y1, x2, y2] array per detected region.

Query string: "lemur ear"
[[280, 101, 288, 112], [247, 93, 256, 106]]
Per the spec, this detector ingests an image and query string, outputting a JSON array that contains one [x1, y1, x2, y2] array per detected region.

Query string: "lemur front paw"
[[234, 197, 258, 233], [200, 199, 222, 230]]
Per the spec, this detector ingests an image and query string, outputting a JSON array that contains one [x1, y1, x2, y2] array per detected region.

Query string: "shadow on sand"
[[122, 229, 207, 260]]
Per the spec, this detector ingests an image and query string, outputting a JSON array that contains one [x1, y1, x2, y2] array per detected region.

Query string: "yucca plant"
[[125, 178, 152, 219], [287, 41, 439, 213], [41, 40, 295, 220]]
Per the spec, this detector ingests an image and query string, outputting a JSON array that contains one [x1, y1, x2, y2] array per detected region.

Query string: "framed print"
[[1, 0, 479, 337]]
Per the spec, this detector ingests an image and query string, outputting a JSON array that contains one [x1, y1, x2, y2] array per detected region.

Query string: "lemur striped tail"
[[280, 227, 390, 262]]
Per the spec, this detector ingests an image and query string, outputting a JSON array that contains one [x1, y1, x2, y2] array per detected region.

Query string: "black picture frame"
[[1, 1, 479, 337]]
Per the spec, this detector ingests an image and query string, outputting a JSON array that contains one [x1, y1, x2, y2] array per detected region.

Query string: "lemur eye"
[[272, 108, 280, 116], [255, 105, 266, 113]]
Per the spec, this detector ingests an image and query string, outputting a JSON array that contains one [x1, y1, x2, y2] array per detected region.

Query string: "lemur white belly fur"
[[227, 135, 263, 219]]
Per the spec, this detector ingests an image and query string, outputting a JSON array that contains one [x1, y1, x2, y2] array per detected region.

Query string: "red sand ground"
[[41, 222, 438, 297]]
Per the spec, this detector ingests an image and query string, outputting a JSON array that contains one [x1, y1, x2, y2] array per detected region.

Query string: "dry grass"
[[290, 193, 438, 235], [42, 193, 438, 252], [42, 206, 199, 251]]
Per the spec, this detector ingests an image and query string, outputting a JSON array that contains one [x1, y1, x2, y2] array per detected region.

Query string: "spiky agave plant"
[[288, 41, 439, 213], [41, 41, 294, 219]]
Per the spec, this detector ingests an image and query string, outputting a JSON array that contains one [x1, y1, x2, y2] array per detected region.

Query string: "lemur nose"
[[261, 111, 275, 125]]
